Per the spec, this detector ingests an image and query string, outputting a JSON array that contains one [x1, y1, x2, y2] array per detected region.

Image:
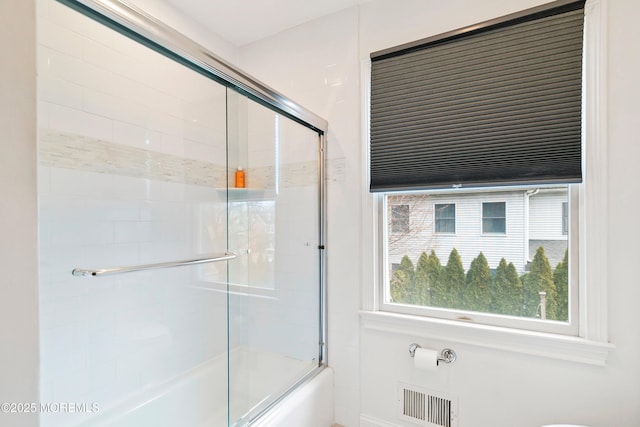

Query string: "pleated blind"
[[369, 1, 585, 192]]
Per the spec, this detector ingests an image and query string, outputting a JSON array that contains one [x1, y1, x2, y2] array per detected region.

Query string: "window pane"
[[386, 187, 570, 322], [435, 219, 455, 233], [391, 205, 410, 233], [435, 203, 455, 233], [483, 202, 506, 234], [483, 202, 505, 218], [483, 218, 506, 234]]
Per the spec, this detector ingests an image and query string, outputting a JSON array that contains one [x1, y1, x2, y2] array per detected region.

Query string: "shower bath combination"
[[37, 0, 327, 425]]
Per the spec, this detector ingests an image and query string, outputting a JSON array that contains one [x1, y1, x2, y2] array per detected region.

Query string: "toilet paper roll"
[[414, 348, 439, 372]]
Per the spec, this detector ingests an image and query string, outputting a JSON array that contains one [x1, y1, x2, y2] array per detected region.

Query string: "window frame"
[[481, 201, 507, 235], [434, 202, 456, 234], [378, 185, 579, 336], [360, 0, 612, 365]]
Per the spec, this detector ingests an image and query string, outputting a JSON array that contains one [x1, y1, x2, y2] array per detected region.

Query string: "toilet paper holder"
[[409, 343, 457, 365]]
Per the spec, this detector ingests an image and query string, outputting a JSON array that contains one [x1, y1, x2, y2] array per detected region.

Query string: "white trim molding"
[[360, 311, 614, 366], [580, 0, 609, 343], [360, 413, 402, 427]]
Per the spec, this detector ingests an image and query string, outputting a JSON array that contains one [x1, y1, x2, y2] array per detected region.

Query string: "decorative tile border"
[[39, 128, 227, 187], [39, 128, 324, 189]]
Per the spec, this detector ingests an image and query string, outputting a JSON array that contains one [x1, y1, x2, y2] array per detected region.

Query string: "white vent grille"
[[398, 383, 457, 427], [403, 388, 426, 421]]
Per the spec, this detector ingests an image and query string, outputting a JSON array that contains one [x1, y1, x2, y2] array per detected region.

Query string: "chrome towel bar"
[[72, 252, 237, 277]]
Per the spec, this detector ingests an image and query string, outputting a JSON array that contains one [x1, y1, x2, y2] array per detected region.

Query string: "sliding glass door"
[[38, 1, 325, 426], [226, 90, 323, 424]]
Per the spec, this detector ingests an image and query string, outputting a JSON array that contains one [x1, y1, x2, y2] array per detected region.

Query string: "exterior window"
[[371, 1, 591, 337], [383, 186, 573, 332], [434, 203, 455, 233], [391, 205, 410, 233], [483, 202, 506, 234]]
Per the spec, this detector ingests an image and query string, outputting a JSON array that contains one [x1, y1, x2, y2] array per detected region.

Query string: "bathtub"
[[251, 367, 334, 427], [57, 348, 333, 427]]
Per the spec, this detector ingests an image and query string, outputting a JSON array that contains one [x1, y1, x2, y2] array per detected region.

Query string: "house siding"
[[526, 189, 569, 267], [388, 190, 527, 272], [529, 189, 569, 240]]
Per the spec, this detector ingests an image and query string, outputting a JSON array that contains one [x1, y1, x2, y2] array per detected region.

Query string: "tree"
[[415, 250, 443, 306], [491, 258, 523, 316], [391, 255, 417, 304], [390, 269, 410, 303], [414, 252, 431, 305], [554, 249, 569, 321], [387, 194, 433, 248], [464, 252, 491, 312], [425, 250, 442, 305], [522, 247, 558, 319], [433, 248, 465, 309]]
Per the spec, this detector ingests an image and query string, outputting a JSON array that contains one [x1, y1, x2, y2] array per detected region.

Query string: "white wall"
[[126, 0, 239, 65], [239, 0, 640, 426], [0, 1, 40, 427], [37, 2, 231, 425], [36, 2, 324, 426], [4, 0, 639, 425]]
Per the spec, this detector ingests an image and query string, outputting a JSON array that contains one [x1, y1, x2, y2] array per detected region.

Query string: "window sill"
[[359, 310, 614, 366]]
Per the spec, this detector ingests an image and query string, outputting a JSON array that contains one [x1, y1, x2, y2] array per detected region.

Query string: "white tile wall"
[[37, 2, 230, 425], [38, 1, 324, 425]]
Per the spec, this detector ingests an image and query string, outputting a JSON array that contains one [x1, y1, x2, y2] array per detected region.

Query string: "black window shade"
[[369, 1, 585, 192]]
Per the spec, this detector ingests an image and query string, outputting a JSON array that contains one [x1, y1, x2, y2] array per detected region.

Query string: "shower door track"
[[56, 0, 328, 134]]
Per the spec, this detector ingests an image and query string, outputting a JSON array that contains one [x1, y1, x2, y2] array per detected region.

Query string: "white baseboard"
[[359, 414, 402, 427]]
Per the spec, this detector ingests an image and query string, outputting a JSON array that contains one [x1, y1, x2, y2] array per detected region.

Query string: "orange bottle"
[[235, 167, 245, 188]]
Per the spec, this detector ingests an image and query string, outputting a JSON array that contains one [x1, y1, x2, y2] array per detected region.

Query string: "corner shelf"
[[219, 187, 275, 201]]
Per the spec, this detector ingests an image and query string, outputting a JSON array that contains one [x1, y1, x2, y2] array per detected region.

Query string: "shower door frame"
[[54, 0, 328, 422]]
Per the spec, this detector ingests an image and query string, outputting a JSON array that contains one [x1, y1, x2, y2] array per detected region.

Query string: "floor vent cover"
[[398, 383, 457, 427]]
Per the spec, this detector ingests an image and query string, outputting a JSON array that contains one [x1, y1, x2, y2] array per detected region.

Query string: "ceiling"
[[161, 0, 365, 46]]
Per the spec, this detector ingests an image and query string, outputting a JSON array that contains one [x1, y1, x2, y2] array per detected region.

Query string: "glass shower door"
[[37, 2, 232, 425], [38, 2, 326, 426], [226, 90, 323, 425]]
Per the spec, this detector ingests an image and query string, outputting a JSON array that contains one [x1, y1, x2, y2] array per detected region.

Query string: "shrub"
[[464, 252, 491, 312]]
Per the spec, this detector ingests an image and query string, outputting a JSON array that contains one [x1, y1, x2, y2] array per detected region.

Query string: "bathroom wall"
[[238, 0, 640, 426], [7, 0, 639, 426], [37, 1, 324, 425], [0, 1, 39, 427], [37, 1, 231, 425], [126, 0, 238, 65]]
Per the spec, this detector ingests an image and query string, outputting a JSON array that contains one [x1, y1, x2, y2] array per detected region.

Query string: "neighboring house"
[[388, 187, 568, 274]]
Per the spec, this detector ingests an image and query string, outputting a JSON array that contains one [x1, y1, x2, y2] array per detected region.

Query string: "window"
[[369, 0, 588, 336], [364, 0, 610, 364], [434, 203, 455, 233], [482, 202, 506, 234], [391, 205, 410, 233], [384, 186, 572, 326], [562, 201, 569, 235]]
